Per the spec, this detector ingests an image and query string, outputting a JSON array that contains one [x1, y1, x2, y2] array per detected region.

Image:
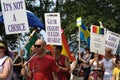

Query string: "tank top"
[[0, 56, 8, 73], [0, 56, 13, 80]]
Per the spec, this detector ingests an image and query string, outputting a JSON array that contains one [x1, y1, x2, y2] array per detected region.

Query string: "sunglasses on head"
[[34, 44, 42, 48]]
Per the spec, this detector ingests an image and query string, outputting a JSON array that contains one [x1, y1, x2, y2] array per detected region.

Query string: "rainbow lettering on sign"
[[92, 25, 104, 35]]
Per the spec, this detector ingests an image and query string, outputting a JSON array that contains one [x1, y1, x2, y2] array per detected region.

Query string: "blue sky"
[[34, 0, 56, 6], [40, 29, 46, 41]]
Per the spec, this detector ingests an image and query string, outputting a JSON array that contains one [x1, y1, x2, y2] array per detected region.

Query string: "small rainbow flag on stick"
[[92, 25, 105, 35]]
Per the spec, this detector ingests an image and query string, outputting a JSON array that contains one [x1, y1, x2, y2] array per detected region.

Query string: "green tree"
[[0, 0, 120, 51]]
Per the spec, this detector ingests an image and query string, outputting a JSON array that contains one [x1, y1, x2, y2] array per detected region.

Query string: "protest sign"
[[1, 0, 29, 34], [90, 25, 106, 55], [116, 40, 120, 55], [106, 30, 120, 54], [77, 17, 81, 27], [44, 13, 62, 45]]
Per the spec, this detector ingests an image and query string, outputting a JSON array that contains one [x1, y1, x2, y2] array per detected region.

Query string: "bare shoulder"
[[6, 57, 12, 61], [5, 57, 13, 63]]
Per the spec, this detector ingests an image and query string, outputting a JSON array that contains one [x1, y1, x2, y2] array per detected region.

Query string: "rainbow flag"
[[92, 25, 104, 35], [61, 31, 76, 61]]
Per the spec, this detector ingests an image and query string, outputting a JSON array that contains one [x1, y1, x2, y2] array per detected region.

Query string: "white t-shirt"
[[102, 58, 114, 75]]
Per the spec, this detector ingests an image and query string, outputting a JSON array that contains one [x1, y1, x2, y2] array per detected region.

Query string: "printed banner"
[[90, 25, 106, 55], [106, 30, 120, 54], [44, 13, 62, 45], [1, 0, 29, 34]]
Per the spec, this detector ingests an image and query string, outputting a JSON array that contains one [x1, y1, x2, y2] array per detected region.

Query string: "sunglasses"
[[34, 44, 42, 48], [0, 47, 5, 49]]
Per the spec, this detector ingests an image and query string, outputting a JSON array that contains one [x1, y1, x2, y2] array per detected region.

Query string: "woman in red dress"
[[54, 45, 71, 80]]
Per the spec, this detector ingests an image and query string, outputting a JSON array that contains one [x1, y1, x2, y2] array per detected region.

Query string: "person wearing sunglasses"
[[0, 40, 13, 80], [21, 39, 59, 80]]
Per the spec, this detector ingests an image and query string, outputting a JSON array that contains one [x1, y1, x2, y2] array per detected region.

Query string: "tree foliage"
[[0, 0, 120, 50]]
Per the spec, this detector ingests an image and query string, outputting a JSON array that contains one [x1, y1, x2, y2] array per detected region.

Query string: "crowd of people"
[[0, 39, 120, 80], [71, 47, 120, 80]]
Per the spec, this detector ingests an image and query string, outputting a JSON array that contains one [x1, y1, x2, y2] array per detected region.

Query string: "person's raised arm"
[[52, 72, 58, 80], [70, 59, 77, 72], [21, 63, 32, 80], [79, 52, 87, 63]]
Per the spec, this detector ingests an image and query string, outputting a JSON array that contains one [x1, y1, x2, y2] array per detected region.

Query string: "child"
[[112, 57, 120, 80]]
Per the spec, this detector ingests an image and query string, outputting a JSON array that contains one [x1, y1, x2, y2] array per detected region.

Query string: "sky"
[[34, 0, 56, 6], [40, 29, 46, 41], [34, 0, 40, 6]]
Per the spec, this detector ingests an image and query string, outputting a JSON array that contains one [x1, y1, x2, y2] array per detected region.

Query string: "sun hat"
[[13, 50, 18, 53], [0, 43, 6, 48]]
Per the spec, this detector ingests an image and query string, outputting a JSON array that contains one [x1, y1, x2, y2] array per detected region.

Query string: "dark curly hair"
[[115, 56, 120, 64], [0, 39, 10, 56], [53, 45, 62, 52]]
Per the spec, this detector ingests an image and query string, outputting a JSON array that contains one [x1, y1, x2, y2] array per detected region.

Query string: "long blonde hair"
[[105, 48, 114, 59]]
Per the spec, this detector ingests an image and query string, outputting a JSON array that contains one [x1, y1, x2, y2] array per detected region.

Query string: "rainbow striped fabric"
[[92, 25, 105, 35]]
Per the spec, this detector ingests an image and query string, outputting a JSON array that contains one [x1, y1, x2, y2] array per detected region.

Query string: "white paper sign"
[[106, 30, 120, 54], [1, 0, 29, 34], [90, 25, 106, 55], [116, 41, 120, 55], [44, 13, 62, 45]]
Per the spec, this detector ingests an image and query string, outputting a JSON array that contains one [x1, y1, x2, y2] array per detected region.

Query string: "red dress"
[[56, 55, 70, 80], [29, 54, 58, 80]]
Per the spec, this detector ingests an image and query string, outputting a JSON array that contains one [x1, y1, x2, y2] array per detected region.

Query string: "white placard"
[[1, 0, 29, 34], [44, 13, 62, 45], [116, 41, 120, 55], [90, 25, 106, 55], [77, 17, 81, 27], [106, 30, 120, 54]]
